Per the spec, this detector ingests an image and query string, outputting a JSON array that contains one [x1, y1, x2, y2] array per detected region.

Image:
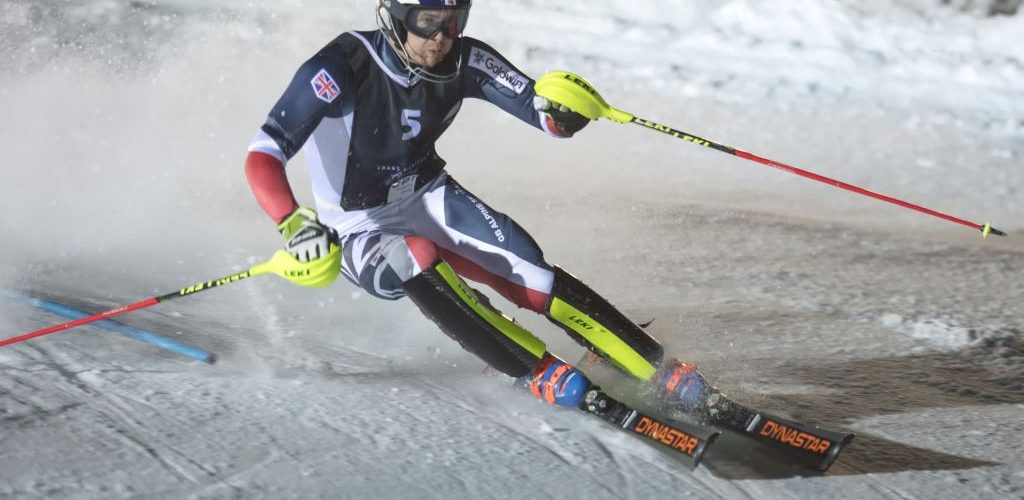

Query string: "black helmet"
[[376, 0, 473, 83]]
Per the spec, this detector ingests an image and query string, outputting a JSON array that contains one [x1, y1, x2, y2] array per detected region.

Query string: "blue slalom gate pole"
[[3, 291, 216, 364]]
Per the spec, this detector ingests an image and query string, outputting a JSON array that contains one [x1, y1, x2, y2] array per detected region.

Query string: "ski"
[[704, 391, 854, 471], [573, 354, 850, 470], [579, 388, 719, 469]]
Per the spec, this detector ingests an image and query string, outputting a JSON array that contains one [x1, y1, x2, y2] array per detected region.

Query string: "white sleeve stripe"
[[247, 129, 287, 164]]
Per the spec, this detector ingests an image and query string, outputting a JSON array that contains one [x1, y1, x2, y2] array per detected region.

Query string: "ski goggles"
[[400, 7, 470, 39]]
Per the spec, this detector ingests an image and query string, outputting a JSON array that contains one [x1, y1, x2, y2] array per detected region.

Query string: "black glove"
[[533, 96, 590, 138]]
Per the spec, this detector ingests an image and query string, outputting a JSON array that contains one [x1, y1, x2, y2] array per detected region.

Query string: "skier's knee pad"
[[545, 266, 664, 380], [402, 258, 546, 377]]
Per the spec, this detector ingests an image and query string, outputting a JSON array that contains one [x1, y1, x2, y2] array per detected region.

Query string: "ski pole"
[[2, 291, 216, 363], [0, 248, 337, 349], [535, 71, 1007, 238]]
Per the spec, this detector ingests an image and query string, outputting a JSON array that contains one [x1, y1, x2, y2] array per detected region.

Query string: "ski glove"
[[275, 207, 341, 288], [534, 96, 591, 138], [277, 207, 336, 262]]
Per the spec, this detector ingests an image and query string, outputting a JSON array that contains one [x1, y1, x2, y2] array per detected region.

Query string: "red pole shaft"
[[2, 266, 259, 349], [628, 116, 1003, 236], [733, 150, 984, 232], [0, 298, 160, 348]]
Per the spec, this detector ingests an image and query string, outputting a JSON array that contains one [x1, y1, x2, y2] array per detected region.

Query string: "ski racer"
[[243, 0, 706, 411]]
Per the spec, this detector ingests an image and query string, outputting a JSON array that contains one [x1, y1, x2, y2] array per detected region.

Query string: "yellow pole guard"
[[250, 245, 341, 288], [535, 71, 634, 124]]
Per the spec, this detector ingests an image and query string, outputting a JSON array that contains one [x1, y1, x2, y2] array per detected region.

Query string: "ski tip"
[[690, 430, 721, 469], [816, 432, 856, 472], [203, 353, 218, 365]]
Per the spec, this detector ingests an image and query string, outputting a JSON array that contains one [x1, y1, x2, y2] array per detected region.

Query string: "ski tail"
[[573, 352, 852, 470], [708, 393, 854, 471], [582, 389, 719, 469], [740, 411, 853, 471]]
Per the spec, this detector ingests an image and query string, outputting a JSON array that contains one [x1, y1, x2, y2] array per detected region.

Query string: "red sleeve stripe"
[[244, 151, 299, 223]]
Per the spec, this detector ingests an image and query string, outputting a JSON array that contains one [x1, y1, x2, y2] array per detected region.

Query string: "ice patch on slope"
[[964, 328, 1024, 386], [879, 314, 976, 349], [908, 320, 974, 349], [879, 313, 1024, 378]]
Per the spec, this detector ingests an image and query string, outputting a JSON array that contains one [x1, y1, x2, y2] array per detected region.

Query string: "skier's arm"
[[460, 38, 589, 138], [246, 160, 297, 223], [245, 52, 349, 223]]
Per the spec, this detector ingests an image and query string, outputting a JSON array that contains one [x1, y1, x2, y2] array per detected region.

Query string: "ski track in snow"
[[2, 0, 1023, 499]]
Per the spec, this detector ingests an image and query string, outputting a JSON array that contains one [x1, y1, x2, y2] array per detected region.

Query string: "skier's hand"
[[277, 207, 336, 263], [534, 96, 590, 138], [275, 207, 341, 288]]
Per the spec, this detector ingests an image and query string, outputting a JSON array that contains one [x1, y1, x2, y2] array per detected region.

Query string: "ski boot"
[[654, 358, 713, 415], [520, 352, 593, 408]]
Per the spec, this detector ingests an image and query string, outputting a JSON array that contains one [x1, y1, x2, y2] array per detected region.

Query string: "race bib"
[[387, 174, 418, 203]]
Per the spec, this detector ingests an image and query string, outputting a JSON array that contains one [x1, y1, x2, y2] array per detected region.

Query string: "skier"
[[244, 0, 706, 411]]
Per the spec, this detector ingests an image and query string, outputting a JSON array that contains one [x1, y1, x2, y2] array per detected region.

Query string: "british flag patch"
[[311, 68, 340, 103]]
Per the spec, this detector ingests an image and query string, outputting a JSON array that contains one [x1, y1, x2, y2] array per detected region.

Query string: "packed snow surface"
[[1, 1, 1022, 499]]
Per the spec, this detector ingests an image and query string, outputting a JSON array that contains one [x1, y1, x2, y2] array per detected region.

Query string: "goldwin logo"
[[468, 47, 527, 94]]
